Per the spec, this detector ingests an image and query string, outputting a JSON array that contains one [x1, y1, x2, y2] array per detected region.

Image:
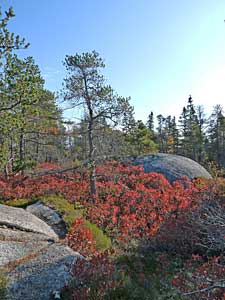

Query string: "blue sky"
[[2, 0, 225, 122]]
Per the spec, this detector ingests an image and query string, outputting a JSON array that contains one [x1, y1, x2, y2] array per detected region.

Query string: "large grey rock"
[[131, 153, 212, 183], [0, 204, 58, 241], [0, 240, 50, 266], [26, 202, 67, 238], [0, 227, 53, 242], [0, 204, 82, 300], [7, 244, 81, 300]]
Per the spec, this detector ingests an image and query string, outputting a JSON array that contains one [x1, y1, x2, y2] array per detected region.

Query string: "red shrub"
[[1, 161, 222, 247], [67, 218, 96, 257], [84, 163, 201, 243], [62, 251, 116, 300], [172, 255, 225, 300]]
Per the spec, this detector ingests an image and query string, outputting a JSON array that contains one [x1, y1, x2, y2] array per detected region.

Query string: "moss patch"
[[40, 195, 111, 250], [6, 198, 36, 208], [6, 195, 111, 251], [38, 194, 83, 226], [85, 220, 111, 251]]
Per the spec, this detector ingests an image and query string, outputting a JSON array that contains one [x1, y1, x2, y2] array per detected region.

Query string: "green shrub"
[[106, 252, 182, 300], [0, 272, 8, 300], [5, 194, 111, 251], [39, 195, 111, 251]]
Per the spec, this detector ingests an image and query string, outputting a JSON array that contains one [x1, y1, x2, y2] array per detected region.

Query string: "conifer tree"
[[206, 105, 225, 168], [170, 116, 179, 154], [147, 111, 154, 132], [126, 120, 158, 155], [63, 51, 133, 197], [156, 114, 165, 152], [179, 96, 205, 162], [0, 6, 29, 169]]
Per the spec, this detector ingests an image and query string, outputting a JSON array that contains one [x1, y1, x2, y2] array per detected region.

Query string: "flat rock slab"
[[0, 227, 53, 242], [0, 240, 50, 266], [26, 201, 67, 238], [0, 204, 82, 300], [0, 204, 58, 240], [131, 153, 212, 183], [7, 243, 81, 300]]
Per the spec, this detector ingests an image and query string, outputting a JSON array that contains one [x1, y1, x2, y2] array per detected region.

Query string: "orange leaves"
[[1, 161, 222, 246], [44, 127, 59, 135], [67, 218, 96, 257], [84, 163, 203, 242], [1, 161, 225, 300]]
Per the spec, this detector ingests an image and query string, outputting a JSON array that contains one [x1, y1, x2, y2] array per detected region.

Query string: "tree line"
[[0, 6, 225, 183]]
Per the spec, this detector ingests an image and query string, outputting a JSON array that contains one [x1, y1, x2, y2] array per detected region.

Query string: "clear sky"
[[2, 0, 225, 122]]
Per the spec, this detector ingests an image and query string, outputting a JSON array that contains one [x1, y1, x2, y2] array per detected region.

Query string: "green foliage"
[[85, 220, 111, 251], [178, 96, 207, 163], [63, 51, 134, 196], [38, 194, 82, 226], [6, 198, 37, 208], [37, 195, 111, 250], [106, 252, 182, 300], [0, 6, 64, 171], [0, 6, 29, 169], [63, 51, 133, 129], [0, 272, 8, 300], [206, 104, 225, 168], [0, 6, 29, 57], [125, 120, 158, 155], [5, 194, 111, 251], [156, 114, 179, 154], [0, 140, 8, 168]]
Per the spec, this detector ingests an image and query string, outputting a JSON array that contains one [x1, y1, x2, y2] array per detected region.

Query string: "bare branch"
[[183, 283, 225, 296]]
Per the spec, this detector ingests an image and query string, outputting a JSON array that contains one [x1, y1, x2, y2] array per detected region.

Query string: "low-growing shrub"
[[67, 217, 97, 257], [0, 272, 8, 300], [172, 255, 225, 300], [62, 251, 116, 300]]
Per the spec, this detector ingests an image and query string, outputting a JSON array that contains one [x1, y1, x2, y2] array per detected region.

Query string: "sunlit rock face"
[[130, 153, 212, 183], [0, 204, 81, 300], [26, 201, 68, 239], [0, 204, 58, 241]]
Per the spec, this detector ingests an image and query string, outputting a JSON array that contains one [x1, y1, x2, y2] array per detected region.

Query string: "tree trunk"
[[36, 132, 39, 161], [19, 132, 24, 174], [19, 133, 24, 162], [83, 68, 97, 199], [88, 114, 97, 198]]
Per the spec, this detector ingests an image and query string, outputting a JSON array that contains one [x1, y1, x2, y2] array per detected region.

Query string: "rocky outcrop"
[[0, 204, 81, 300], [26, 201, 67, 238], [7, 244, 80, 300], [0, 204, 58, 241], [0, 238, 50, 266], [0, 227, 52, 242], [130, 153, 212, 183]]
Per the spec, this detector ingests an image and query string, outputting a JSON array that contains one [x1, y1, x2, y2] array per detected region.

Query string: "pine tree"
[[63, 51, 133, 197], [206, 105, 225, 168], [0, 6, 29, 169], [156, 114, 166, 152], [179, 96, 205, 162], [147, 111, 154, 132], [126, 120, 158, 155]]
